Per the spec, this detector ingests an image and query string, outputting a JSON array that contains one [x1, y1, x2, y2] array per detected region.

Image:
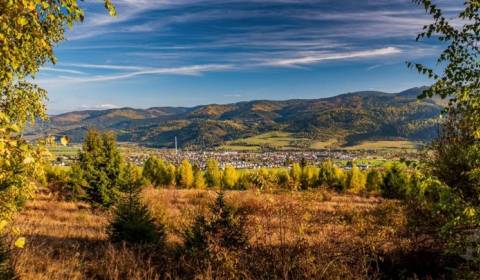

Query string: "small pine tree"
[[143, 156, 168, 187], [109, 163, 165, 245], [183, 192, 248, 257]]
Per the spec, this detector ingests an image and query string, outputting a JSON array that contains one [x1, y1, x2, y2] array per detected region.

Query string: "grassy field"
[[47, 145, 81, 157], [220, 131, 309, 150], [219, 132, 421, 152], [343, 140, 422, 151], [11, 188, 412, 279]]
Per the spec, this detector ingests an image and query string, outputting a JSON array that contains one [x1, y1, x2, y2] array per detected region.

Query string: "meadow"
[[11, 188, 413, 280]]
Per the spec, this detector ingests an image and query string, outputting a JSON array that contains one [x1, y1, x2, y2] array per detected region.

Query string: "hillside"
[[27, 87, 442, 149]]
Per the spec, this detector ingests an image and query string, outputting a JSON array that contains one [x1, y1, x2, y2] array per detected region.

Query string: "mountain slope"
[[27, 87, 442, 149]]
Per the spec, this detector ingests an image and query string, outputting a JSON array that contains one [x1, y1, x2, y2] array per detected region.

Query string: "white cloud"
[[262, 47, 402, 67], [81, 104, 120, 109], [38, 64, 233, 86], [40, 67, 85, 75]]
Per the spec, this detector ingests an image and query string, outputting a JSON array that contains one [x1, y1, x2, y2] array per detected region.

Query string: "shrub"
[[276, 169, 291, 189], [183, 192, 248, 276], [0, 240, 15, 280], [381, 164, 409, 199], [366, 169, 383, 194]]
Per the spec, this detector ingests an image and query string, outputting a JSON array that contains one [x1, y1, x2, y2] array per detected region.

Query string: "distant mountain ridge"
[[27, 87, 442, 149]]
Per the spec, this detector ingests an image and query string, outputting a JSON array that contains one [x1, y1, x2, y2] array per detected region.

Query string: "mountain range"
[[27, 87, 443, 149]]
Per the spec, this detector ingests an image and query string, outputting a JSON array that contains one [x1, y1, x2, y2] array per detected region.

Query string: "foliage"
[[409, 0, 480, 266], [109, 163, 165, 246], [205, 159, 222, 188], [193, 170, 206, 189], [183, 192, 248, 276], [71, 129, 123, 207], [301, 165, 318, 189], [290, 162, 302, 190], [222, 165, 238, 190], [381, 163, 409, 199], [143, 156, 167, 187], [177, 159, 194, 188], [318, 160, 345, 191], [346, 165, 366, 194], [366, 169, 383, 193]]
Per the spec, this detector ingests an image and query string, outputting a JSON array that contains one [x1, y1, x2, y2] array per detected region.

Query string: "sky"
[[36, 0, 460, 114]]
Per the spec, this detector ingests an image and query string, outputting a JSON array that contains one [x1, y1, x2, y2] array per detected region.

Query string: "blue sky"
[[36, 0, 459, 114]]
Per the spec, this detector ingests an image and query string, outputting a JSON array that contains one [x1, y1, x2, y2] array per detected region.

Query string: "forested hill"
[[27, 87, 443, 149]]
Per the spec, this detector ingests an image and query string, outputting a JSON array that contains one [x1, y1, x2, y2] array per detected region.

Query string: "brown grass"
[[11, 188, 411, 279]]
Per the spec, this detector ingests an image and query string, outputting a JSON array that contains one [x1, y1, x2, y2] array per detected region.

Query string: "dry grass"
[[11, 188, 411, 279]]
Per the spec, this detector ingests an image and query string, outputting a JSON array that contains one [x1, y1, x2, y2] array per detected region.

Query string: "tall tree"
[[205, 159, 222, 188], [73, 129, 123, 207], [409, 0, 480, 262]]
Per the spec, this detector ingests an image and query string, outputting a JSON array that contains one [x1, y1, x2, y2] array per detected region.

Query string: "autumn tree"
[[222, 165, 238, 190], [177, 159, 194, 188], [346, 165, 366, 194], [205, 159, 222, 188], [290, 162, 302, 190], [408, 0, 480, 265], [193, 170, 207, 189]]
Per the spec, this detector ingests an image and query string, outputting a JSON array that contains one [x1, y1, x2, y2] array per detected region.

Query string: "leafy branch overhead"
[[408, 0, 479, 134]]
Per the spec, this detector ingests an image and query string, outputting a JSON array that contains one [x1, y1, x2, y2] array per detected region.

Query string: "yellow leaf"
[[0, 220, 7, 232], [14, 237, 26, 249]]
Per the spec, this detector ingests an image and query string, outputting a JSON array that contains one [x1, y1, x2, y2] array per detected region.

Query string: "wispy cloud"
[[81, 104, 120, 110], [40, 67, 85, 75], [38, 64, 233, 86], [262, 47, 402, 67]]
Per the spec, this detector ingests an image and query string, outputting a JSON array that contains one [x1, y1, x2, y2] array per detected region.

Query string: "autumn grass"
[[11, 188, 413, 279]]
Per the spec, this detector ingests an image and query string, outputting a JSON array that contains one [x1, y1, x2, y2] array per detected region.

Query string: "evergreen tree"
[[143, 156, 166, 187], [205, 159, 222, 188], [381, 164, 409, 199], [72, 129, 123, 207], [109, 163, 165, 246]]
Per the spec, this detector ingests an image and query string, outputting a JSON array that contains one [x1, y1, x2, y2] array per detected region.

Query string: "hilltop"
[[27, 87, 442, 149]]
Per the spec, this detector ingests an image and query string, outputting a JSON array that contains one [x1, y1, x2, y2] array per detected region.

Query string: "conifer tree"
[[109, 163, 165, 245], [72, 129, 123, 207]]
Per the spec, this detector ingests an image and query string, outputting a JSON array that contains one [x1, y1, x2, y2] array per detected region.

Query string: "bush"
[[381, 164, 409, 199], [366, 169, 383, 194], [0, 240, 15, 280], [183, 192, 248, 276]]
